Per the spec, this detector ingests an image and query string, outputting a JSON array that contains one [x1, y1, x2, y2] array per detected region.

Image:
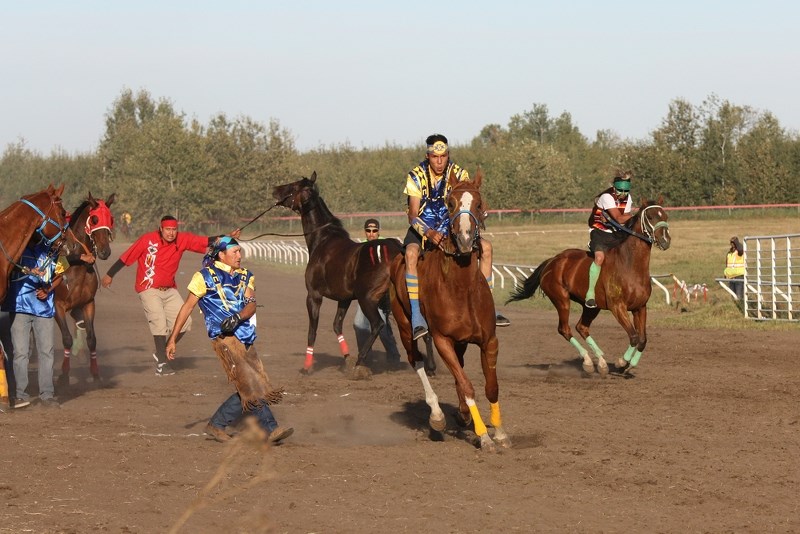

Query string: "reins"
[[237, 193, 335, 241], [602, 205, 669, 247], [239, 221, 335, 241]]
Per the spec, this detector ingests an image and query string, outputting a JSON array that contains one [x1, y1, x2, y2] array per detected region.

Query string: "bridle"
[[443, 188, 485, 257], [0, 193, 69, 278], [19, 197, 68, 247], [639, 204, 670, 250]]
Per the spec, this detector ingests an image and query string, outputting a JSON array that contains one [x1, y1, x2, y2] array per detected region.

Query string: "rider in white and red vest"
[[585, 171, 634, 309]]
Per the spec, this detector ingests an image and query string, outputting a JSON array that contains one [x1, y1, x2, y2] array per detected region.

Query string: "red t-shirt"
[[119, 230, 209, 293]]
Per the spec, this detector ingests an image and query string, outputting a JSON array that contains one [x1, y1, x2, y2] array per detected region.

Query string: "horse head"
[[84, 192, 115, 260], [272, 171, 319, 214], [446, 167, 486, 255], [20, 184, 69, 248], [634, 196, 671, 251]]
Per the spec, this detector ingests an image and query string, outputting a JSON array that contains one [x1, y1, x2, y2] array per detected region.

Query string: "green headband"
[[614, 180, 630, 192]]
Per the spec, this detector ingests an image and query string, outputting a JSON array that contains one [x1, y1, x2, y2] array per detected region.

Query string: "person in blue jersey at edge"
[[3, 237, 70, 408], [166, 236, 293, 444], [402, 133, 510, 341]]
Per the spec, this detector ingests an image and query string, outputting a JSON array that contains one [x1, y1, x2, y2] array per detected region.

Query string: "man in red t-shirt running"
[[102, 216, 240, 375]]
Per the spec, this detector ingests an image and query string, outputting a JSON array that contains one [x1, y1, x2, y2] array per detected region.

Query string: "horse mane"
[[306, 184, 350, 239], [69, 200, 92, 230]]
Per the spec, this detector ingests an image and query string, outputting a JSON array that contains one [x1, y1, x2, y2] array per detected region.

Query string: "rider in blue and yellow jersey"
[[403, 133, 510, 340]]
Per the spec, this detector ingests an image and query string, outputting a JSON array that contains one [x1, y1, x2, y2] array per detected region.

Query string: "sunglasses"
[[365, 229, 378, 234]]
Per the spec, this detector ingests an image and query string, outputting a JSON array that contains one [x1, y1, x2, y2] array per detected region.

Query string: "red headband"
[[161, 219, 178, 229]]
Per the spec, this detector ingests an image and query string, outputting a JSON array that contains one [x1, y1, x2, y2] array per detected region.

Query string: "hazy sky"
[[2, 1, 797, 155]]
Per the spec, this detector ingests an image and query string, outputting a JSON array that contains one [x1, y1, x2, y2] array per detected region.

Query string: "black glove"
[[220, 313, 242, 335]]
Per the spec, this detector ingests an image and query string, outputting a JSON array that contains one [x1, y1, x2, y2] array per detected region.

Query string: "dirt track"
[[1, 243, 798, 533]]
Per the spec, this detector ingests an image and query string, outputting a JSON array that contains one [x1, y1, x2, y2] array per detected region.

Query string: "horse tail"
[[506, 259, 551, 303]]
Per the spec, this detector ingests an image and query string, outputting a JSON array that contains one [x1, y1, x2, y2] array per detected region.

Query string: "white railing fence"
[[741, 233, 800, 321], [239, 240, 309, 265], [239, 242, 673, 306]]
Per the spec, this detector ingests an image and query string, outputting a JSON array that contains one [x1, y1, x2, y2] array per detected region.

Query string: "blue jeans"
[[210, 392, 278, 433], [10, 312, 55, 401], [353, 304, 401, 362]]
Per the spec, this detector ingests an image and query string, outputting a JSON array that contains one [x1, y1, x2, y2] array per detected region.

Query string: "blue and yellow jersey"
[[3, 243, 68, 318], [188, 261, 257, 345], [404, 160, 469, 236]]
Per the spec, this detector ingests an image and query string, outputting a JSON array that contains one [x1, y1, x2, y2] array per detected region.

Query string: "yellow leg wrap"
[[0, 368, 8, 398], [467, 400, 488, 437], [490, 401, 501, 428]]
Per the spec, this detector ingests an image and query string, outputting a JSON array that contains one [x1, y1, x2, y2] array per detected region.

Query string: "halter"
[[19, 197, 67, 247], [639, 205, 670, 249], [444, 198, 484, 257]]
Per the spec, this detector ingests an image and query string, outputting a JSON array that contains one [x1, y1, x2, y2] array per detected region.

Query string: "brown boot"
[[268, 426, 294, 443], [205, 423, 231, 442]]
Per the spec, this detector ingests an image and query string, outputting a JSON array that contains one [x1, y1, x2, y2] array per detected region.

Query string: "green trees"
[[2, 90, 799, 224], [95, 89, 297, 230]]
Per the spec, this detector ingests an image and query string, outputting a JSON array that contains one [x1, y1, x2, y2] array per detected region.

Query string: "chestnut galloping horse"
[[54, 193, 115, 382], [272, 172, 404, 378], [390, 169, 511, 452], [507, 198, 671, 375], [0, 185, 69, 404]]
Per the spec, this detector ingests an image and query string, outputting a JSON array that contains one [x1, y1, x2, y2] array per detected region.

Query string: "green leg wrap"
[[569, 337, 588, 357], [622, 345, 636, 362], [587, 262, 601, 300], [585, 336, 603, 357], [630, 350, 644, 367]]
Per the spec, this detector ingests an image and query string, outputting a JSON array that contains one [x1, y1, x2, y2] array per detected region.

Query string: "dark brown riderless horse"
[[0, 185, 69, 405], [54, 193, 115, 382], [272, 172, 406, 379], [507, 198, 671, 376], [390, 169, 511, 452]]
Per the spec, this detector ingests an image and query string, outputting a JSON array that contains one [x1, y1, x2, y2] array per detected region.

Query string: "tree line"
[[2, 89, 798, 231]]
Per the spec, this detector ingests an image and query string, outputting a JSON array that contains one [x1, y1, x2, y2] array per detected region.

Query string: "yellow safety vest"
[[724, 251, 745, 278]]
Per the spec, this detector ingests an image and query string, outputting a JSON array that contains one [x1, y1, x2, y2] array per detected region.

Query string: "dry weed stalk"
[[168, 418, 277, 534]]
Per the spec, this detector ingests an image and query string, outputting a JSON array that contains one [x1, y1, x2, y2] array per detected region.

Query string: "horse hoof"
[[597, 364, 609, 378], [429, 415, 446, 432], [495, 435, 512, 449], [582, 361, 595, 374], [479, 433, 498, 453], [492, 427, 512, 448], [351, 365, 372, 380]]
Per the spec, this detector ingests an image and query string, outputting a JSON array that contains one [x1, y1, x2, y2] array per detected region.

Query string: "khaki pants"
[[139, 288, 191, 336]]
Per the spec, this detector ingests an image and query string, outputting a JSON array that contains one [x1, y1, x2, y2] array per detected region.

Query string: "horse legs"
[[575, 307, 606, 376], [422, 334, 436, 376], [349, 298, 385, 379], [479, 335, 511, 448], [550, 295, 593, 374], [332, 300, 359, 373], [607, 305, 643, 373], [619, 307, 648, 371], [83, 301, 100, 380], [54, 303, 73, 382], [302, 294, 323, 374], [432, 334, 497, 452]]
